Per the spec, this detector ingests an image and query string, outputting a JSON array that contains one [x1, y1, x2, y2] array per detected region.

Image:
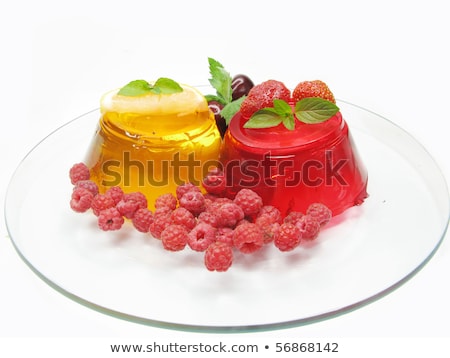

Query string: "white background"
[[1, 0, 449, 353]]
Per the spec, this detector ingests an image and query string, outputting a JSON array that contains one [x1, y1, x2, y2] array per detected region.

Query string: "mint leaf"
[[208, 57, 232, 104], [151, 77, 183, 94], [118, 78, 183, 96], [273, 99, 292, 116], [204, 94, 226, 104], [118, 80, 153, 96], [243, 108, 282, 129], [221, 96, 246, 125], [282, 116, 295, 130], [295, 97, 339, 124]]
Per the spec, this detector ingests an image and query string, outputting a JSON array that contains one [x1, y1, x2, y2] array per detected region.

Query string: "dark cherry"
[[208, 100, 227, 138], [231, 74, 254, 101]]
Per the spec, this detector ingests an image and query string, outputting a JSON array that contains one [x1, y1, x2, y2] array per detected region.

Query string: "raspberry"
[[216, 203, 244, 228], [240, 80, 291, 118], [69, 162, 90, 185], [176, 182, 201, 200], [187, 222, 216, 252], [132, 208, 154, 233], [91, 194, 115, 216], [179, 190, 206, 216], [204, 241, 233, 272], [292, 80, 336, 104], [105, 186, 125, 205], [274, 223, 301, 251], [161, 224, 188, 251], [202, 167, 226, 195], [197, 211, 220, 228], [233, 189, 263, 217], [232, 223, 264, 254], [296, 215, 321, 240], [306, 203, 332, 226], [255, 215, 280, 243], [97, 207, 124, 231], [256, 205, 282, 224], [215, 227, 234, 246], [283, 211, 304, 225], [74, 180, 99, 196], [116, 191, 148, 219], [206, 197, 233, 213], [149, 210, 173, 239], [171, 207, 196, 230], [155, 193, 178, 210], [70, 187, 94, 213]]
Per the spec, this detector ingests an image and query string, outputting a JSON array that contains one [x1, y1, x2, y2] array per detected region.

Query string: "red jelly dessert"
[[219, 81, 368, 217]]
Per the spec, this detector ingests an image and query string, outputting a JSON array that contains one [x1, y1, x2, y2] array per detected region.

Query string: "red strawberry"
[[292, 80, 335, 103], [240, 80, 291, 118]]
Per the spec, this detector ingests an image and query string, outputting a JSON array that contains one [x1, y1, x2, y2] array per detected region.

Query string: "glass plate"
[[5, 101, 449, 332]]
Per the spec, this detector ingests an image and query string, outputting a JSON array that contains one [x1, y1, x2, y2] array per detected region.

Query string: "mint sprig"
[[208, 57, 232, 104], [207, 57, 246, 125], [244, 98, 339, 130], [118, 78, 183, 97]]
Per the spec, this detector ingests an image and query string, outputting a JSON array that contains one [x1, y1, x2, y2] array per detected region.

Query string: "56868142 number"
[[275, 342, 338, 353]]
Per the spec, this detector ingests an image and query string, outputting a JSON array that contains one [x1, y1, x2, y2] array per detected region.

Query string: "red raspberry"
[[202, 167, 226, 195], [197, 211, 220, 228], [240, 80, 291, 118], [105, 186, 125, 205], [116, 192, 148, 219], [132, 208, 154, 233], [149, 210, 173, 239], [176, 182, 201, 200], [216, 203, 244, 228], [205, 197, 233, 213], [255, 215, 281, 243], [283, 211, 304, 225], [70, 187, 94, 213], [97, 207, 124, 231], [233, 223, 264, 254], [171, 207, 196, 230], [161, 224, 188, 251], [306, 203, 332, 226], [91, 194, 115, 216], [256, 205, 282, 224], [274, 223, 301, 251], [74, 180, 99, 196], [204, 241, 233, 272], [292, 80, 336, 104], [69, 162, 90, 184], [187, 222, 216, 252], [155, 193, 178, 210], [215, 227, 234, 246], [233, 189, 263, 217], [296, 214, 321, 240], [179, 190, 206, 216]]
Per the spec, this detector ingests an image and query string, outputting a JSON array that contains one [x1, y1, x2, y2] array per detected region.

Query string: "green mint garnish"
[[207, 57, 248, 124], [244, 98, 339, 130], [208, 57, 232, 104], [118, 77, 183, 97], [221, 96, 246, 125], [295, 97, 340, 124]]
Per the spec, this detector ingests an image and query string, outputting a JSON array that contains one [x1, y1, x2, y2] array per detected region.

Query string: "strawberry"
[[240, 80, 291, 118], [292, 80, 336, 103]]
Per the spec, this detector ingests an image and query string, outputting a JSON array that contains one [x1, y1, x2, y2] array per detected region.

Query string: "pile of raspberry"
[[69, 163, 332, 272]]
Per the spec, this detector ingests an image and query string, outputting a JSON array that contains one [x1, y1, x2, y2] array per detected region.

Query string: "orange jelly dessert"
[[85, 80, 222, 210]]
